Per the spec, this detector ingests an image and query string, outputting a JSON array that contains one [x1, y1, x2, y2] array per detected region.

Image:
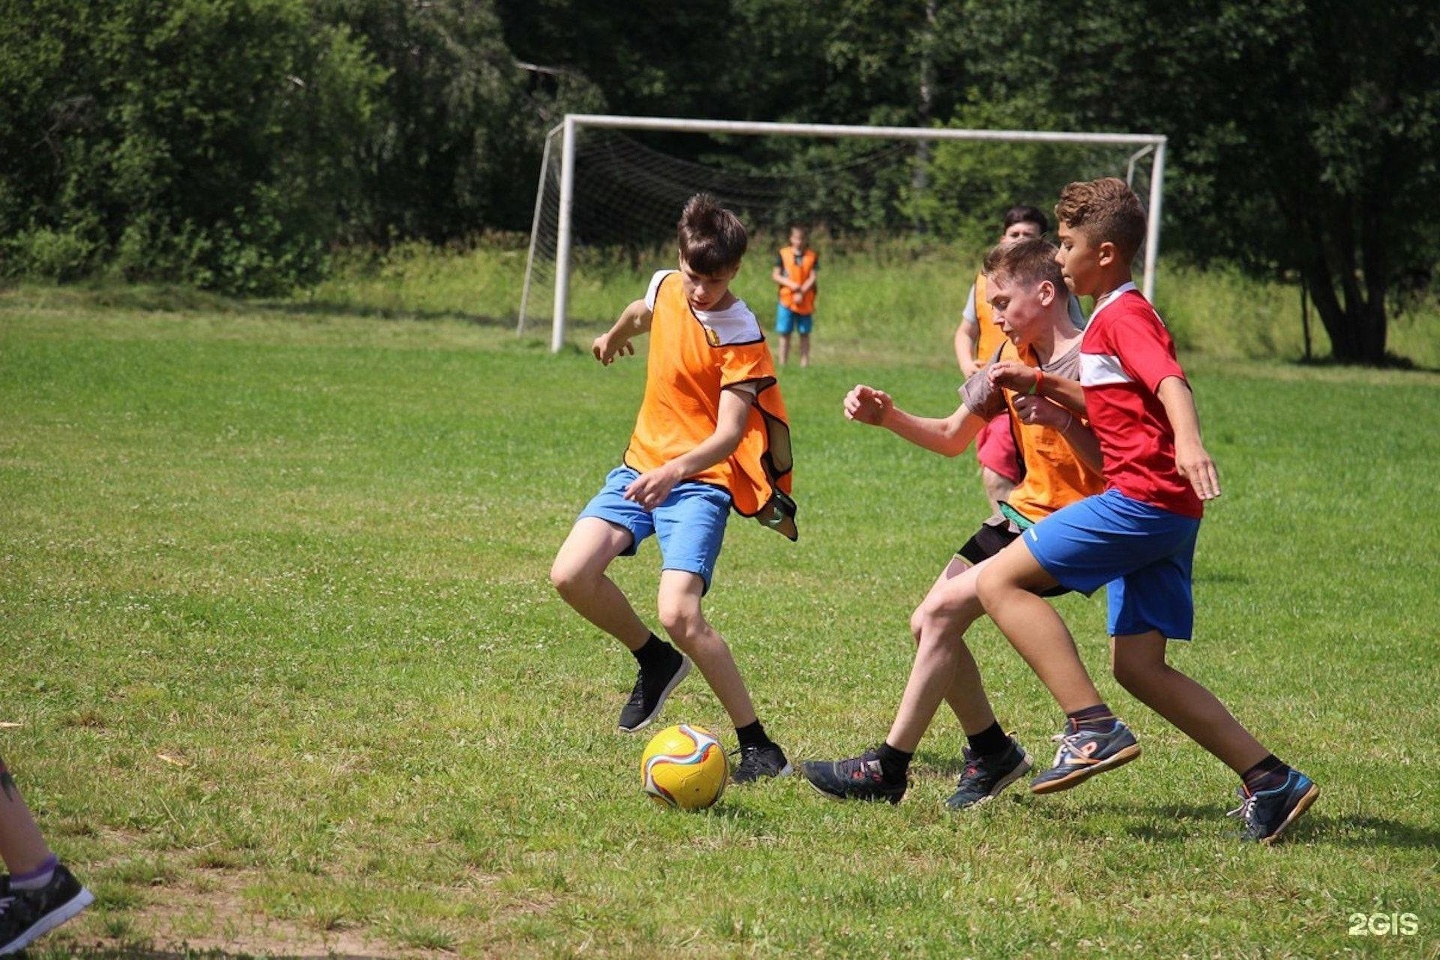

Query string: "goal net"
[[519, 115, 1166, 351]]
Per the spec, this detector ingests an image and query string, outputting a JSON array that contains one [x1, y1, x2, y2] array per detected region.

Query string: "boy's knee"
[[549, 558, 589, 600], [1111, 652, 1163, 696], [656, 596, 703, 641]]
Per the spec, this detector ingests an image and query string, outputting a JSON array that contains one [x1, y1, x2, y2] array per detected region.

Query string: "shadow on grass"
[[1121, 804, 1439, 850]]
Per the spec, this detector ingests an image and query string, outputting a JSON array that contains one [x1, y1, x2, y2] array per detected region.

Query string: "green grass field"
[[2, 282, 1438, 958]]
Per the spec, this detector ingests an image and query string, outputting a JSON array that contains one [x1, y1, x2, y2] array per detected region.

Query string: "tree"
[[954, 0, 1440, 364], [0, 0, 385, 293], [321, 0, 553, 241]]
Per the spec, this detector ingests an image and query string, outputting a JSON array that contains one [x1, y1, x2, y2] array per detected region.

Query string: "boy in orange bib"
[[551, 194, 797, 784]]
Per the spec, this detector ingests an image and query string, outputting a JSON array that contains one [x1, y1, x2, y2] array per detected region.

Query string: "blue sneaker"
[[1030, 719, 1141, 794], [1228, 770, 1319, 844]]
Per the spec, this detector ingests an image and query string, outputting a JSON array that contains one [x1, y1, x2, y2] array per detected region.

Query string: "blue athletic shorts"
[[578, 466, 732, 592], [1022, 488, 1200, 640], [775, 304, 813, 336]]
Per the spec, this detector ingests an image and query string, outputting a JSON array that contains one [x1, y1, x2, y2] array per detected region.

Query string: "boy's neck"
[[1087, 269, 1135, 302], [1030, 310, 1084, 364]]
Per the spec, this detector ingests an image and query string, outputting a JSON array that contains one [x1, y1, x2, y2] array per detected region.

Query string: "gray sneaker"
[[945, 737, 1033, 810]]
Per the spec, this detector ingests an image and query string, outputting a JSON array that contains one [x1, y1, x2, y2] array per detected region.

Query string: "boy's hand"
[[1176, 440, 1222, 501], [986, 360, 1036, 393], [844, 384, 892, 426], [623, 464, 682, 511], [1011, 394, 1068, 429], [593, 333, 634, 365]]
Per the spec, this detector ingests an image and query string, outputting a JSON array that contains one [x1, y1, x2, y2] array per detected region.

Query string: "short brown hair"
[[983, 237, 1066, 291], [677, 193, 748, 275], [1054, 177, 1146, 264]]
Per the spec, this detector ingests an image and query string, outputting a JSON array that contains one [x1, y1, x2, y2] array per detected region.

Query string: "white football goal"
[[520, 114, 1167, 352]]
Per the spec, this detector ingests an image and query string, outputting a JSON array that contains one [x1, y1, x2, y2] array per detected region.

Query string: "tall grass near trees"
[[309, 239, 1440, 370], [2, 282, 1437, 957]]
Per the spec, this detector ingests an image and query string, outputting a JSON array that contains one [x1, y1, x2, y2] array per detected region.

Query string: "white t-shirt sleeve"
[[644, 270, 673, 311], [962, 283, 979, 325]]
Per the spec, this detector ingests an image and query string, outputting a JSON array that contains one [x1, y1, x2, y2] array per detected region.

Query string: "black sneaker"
[[0, 863, 94, 955], [1228, 769, 1320, 845], [731, 742, 793, 784], [945, 737, 1033, 810], [801, 748, 905, 803], [617, 652, 692, 733]]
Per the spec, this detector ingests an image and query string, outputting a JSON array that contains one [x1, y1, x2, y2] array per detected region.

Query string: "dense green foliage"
[[2, 0, 1437, 361], [0, 0, 385, 293]]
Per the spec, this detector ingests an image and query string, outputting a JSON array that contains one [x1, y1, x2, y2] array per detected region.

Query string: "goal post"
[[521, 113, 1167, 353]]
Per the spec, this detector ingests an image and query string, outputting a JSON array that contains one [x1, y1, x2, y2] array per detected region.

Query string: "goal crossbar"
[[528, 114, 1167, 352]]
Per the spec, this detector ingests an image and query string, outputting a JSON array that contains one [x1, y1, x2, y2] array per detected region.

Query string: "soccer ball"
[[640, 723, 729, 810]]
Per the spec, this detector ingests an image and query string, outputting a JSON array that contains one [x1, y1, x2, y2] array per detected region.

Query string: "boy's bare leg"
[[655, 570, 757, 728], [976, 541, 1105, 712], [980, 468, 1016, 517], [887, 558, 993, 752], [0, 764, 53, 876], [1111, 632, 1269, 774], [778, 333, 791, 366], [550, 517, 652, 651], [799, 333, 811, 368]]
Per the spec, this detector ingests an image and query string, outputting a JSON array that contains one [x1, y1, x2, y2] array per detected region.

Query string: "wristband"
[[1027, 369, 1045, 395]]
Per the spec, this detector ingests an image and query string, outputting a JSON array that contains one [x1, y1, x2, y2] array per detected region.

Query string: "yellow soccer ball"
[[640, 723, 729, 810]]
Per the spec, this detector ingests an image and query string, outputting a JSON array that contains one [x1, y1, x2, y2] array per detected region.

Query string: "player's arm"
[[593, 299, 652, 365], [797, 259, 816, 296], [1012, 394, 1104, 474], [1157, 376, 1221, 500], [954, 284, 982, 377], [844, 384, 985, 457], [986, 361, 1088, 417], [623, 386, 753, 510]]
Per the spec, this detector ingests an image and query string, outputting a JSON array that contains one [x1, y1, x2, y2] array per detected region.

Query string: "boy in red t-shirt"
[[979, 178, 1318, 844]]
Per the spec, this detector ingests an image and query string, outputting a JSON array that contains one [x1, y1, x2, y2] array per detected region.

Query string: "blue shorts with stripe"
[[1021, 488, 1200, 640]]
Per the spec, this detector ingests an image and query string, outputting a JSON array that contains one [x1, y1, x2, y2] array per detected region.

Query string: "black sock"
[[1066, 703, 1116, 733], [1240, 754, 1291, 793], [876, 742, 912, 783], [736, 720, 772, 750], [632, 634, 676, 673], [966, 721, 1012, 758]]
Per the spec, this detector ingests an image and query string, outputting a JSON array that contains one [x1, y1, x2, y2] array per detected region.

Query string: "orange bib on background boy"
[[777, 246, 818, 315]]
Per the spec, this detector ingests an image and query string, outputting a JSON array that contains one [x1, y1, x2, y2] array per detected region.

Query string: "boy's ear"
[[1038, 279, 1056, 306], [1096, 241, 1118, 268]]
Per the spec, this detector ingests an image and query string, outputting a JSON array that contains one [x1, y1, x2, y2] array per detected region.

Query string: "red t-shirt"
[[1079, 284, 1203, 518]]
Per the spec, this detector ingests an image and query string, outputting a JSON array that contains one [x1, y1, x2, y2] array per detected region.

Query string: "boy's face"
[[678, 257, 739, 312], [986, 272, 1054, 350], [1056, 222, 1102, 298], [1001, 221, 1042, 246], [789, 228, 808, 250]]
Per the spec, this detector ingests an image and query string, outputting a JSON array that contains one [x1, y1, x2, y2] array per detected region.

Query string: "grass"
[[303, 236, 1440, 371], [2, 279, 1439, 958]]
